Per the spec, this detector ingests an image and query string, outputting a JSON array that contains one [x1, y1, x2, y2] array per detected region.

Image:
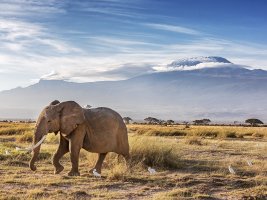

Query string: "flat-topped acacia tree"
[[245, 118, 264, 127], [144, 117, 160, 124], [123, 117, 132, 124]]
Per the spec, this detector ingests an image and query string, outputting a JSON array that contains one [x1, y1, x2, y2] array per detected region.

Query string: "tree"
[[160, 120, 167, 126], [193, 120, 202, 125], [183, 121, 190, 128], [144, 117, 160, 124], [245, 118, 263, 127], [123, 117, 132, 124], [193, 119, 211, 125], [166, 119, 174, 125], [202, 119, 211, 124]]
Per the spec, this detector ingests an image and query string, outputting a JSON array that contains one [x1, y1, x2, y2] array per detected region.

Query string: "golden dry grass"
[[0, 122, 34, 136], [128, 124, 267, 138], [0, 122, 266, 199]]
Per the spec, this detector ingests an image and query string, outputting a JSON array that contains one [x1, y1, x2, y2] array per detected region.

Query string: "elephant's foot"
[[68, 170, 80, 176], [54, 165, 64, 174]]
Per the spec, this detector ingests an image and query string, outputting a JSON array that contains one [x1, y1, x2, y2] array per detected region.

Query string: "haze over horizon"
[[1, 0, 267, 91]]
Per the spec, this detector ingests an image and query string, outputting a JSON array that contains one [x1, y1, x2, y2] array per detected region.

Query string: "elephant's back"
[[85, 107, 124, 124], [83, 107, 129, 154]]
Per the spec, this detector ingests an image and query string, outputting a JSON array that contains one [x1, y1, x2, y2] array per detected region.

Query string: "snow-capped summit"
[[169, 56, 231, 67], [153, 56, 235, 72]]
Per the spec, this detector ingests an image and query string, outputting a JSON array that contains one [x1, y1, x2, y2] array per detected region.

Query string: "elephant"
[[29, 100, 130, 176]]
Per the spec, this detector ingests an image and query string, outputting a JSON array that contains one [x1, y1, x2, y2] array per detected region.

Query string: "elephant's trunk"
[[29, 137, 41, 171], [29, 118, 47, 171]]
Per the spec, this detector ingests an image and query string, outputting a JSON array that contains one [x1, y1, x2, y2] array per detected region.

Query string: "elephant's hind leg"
[[116, 153, 131, 170], [90, 153, 107, 174], [53, 134, 69, 174], [122, 153, 131, 170]]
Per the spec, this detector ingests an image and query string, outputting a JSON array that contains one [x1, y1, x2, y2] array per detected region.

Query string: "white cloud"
[[145, 23, 201, 35], [0, 18, 44, 41], [74, 0, 143, 18], [0, 17, 82, 55], [0, 0, 65, 17], [88, 36, 155, 46]]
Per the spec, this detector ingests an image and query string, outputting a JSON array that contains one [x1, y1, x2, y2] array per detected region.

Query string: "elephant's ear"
[[56, 101, 85, 136]]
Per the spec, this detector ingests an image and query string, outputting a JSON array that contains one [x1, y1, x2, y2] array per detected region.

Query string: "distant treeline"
[[123, 117, 265, 127], [0, 120, 36, 123]]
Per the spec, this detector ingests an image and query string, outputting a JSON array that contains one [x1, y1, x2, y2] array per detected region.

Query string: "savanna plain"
[[0, 122, 266, 200]]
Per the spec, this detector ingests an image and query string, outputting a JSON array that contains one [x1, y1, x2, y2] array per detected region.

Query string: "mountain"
[[1, 56, 267, 122], [168, 56, 232, 67]]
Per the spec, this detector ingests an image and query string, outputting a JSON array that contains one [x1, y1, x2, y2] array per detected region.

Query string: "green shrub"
[[46, 134, 59, 144]]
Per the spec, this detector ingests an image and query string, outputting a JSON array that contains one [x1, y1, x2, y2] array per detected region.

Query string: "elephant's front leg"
[[68, 144, 81, 176], [52, 134, 69, 174], [67, 129, 85, 176]]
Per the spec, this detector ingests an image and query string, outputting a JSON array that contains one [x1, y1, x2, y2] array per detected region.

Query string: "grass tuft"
[[45, 134, 59, 144], [154, 188, 193, 199], [130, 136, 179, 169], [27, 188, 48, 199], [16, 131, 33, 143], [225, 132, 237, 138], [107, 163, 127, 181], [184, 137, 202, 145]]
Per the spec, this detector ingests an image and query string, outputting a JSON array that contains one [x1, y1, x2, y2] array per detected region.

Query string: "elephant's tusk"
[[28, 135, 46, 151], [16, 135, 46, 152]]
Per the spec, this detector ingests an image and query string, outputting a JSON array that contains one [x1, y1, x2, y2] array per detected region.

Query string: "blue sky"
[[0, 0, 267, 91]]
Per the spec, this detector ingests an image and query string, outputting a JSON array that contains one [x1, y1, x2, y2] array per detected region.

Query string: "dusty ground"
[[0, 123, 266, 199]]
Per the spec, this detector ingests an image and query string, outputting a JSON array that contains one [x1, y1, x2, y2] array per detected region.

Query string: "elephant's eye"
[[47, 120, 51, 123]]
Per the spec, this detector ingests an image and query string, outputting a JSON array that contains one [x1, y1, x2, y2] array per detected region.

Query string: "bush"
[[184, 137, 202, 145], [38, 152, 52, 160], [16, 131, 33, 143], [252, 133, 264, 138], [226, 132, 237, 138], [129, 136, 179, 169], [46, 134, 59, 144], [199, 131, 218, 138], [107, 163, 127, 181]]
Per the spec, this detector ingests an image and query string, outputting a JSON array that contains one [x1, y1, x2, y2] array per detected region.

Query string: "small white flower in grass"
[[246, 160, 253, 166], [5, 150, 11, 155], [148, 167, 156, 174], [228, 165, 236, 174], [93, 169, 101, 178]]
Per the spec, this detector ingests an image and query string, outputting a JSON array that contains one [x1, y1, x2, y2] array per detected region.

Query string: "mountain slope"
[[1, 57, 267, 121]]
